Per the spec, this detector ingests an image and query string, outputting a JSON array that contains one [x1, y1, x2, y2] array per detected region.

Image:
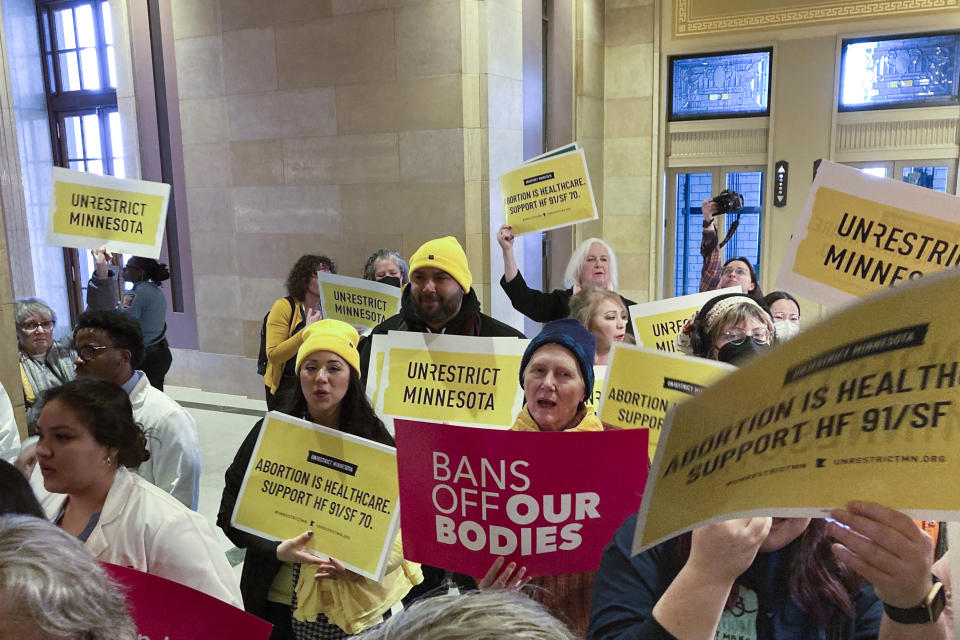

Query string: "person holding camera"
[[698, 193, 764, 303]]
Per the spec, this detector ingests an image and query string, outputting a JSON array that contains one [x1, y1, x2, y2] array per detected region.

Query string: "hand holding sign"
[[92, 244, 112, 277], [689, 517, 773, 583], [477, 556, 530, 590], [277, 530, 325, 565], [827, 501, 935, 609]]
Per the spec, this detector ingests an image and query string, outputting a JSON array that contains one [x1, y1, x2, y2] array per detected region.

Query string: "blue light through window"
[[840, 32, 960, 110], [669, 48, 771, 121]]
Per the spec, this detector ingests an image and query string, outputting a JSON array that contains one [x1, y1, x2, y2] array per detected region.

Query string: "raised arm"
[[498, 224, 519, 283]]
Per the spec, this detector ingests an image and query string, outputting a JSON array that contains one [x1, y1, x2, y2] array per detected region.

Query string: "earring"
[[105, 455, 112, 465]]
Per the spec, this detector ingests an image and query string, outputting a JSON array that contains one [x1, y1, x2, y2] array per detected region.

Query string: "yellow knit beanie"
[[409, 236, 472, 292], [295, 320, 361, 375]]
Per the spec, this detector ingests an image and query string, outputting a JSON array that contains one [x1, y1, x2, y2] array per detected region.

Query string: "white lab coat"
[[0, 383, 20, 463], [129, 373, 201, 509], [42, 466, 242, 607]]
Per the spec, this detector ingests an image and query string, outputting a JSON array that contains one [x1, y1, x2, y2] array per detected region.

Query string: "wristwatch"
[[883, 576, 946, 624]]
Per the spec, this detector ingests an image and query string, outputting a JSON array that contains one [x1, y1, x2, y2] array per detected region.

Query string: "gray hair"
[[14, 297, 55, 327], [357, 590, 577, 640], [562, 237, 618, 290], [363, 248, 409, 284], [0, 515, 137, 640]]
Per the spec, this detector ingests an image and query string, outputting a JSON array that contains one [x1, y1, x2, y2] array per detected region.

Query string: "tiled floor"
[[166, 385, 268, 580]]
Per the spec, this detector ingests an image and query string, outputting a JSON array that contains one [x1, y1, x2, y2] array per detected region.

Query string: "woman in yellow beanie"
[[219, 320, 422, 639]]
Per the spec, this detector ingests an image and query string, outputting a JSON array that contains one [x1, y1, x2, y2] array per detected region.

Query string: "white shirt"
[[127, 371, 202, 509], [42, 467, 241, 607]]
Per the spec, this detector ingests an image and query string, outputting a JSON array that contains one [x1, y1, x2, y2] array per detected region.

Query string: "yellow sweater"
[[293, 534, 422, 634], [263, 297, 306, 393]]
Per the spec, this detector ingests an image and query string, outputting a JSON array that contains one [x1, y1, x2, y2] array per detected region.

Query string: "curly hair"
[[75, 309, 145, 368], [0, 515, 138, 640], [286, 254, 337, 300], [362, 249, 409, 284], [42, 378, 150, 469]]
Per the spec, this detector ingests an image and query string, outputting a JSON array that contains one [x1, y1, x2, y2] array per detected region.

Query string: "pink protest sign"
[[395, 419, 648, 579], [102, 563, 272, 640]]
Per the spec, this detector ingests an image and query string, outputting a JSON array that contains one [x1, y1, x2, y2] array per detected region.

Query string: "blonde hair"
[[569, 287, 625, 334], [562, 238, 618, 290]]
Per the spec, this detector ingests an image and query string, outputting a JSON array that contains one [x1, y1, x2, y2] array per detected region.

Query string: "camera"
[[712, 189, 744, 215]]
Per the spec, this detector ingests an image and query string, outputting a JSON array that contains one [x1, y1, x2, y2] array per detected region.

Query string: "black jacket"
[[217, 419, 280, 620], [358, 286, 525, 384], [500, 271, 637, 336]]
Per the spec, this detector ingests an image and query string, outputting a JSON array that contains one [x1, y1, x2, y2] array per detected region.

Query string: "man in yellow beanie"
[[358, 236, 524, 385], [358, 236, 525, 601]]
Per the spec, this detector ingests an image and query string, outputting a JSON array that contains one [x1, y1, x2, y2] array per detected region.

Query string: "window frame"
[[37, 0, 124, 321], [664, 165, 766, 298], [667, 46, 774, 122], [838, 30, 960, 113]]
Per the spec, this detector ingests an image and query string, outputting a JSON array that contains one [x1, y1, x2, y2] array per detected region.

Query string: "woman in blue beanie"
[[481, 318, 616, 637]]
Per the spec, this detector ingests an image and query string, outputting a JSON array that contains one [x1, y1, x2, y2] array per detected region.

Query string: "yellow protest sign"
[[499, 145, 598, 235], [634, 269, 960, 553], [317, 272, 401, 331], [778, 160, 960, 307], [231, 412, 400, 580], [47, 167, 171, 259], [586, 365, 606, 410], [377, 333, 528, 431], [598, 344, 734, 460], [629, 287, 740, 352]]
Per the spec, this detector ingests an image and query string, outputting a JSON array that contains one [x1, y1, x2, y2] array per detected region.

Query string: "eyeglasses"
[[76, 344, 118, 362], [719, 328, 771, 345], [20, 320, 55, 332], [772, 313, 801, 324], [721, 267, 750, 278]]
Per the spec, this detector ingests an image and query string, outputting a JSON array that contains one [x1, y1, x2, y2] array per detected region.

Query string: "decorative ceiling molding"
[[675, 0, 960, 38]]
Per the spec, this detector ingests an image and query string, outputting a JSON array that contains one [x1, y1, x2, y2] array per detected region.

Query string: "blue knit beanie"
[[519, 318, 596, 402]]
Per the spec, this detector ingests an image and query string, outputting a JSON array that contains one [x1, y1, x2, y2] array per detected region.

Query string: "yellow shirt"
[[263, 297, 306, 393], [293, 534, 422, 635]]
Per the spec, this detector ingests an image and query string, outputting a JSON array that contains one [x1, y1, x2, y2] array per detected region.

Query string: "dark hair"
[[722, 257, 764, 302], [74, 310, 144, 368], [127, 257, 170, 285], [278, 369, 394, 447], [42, 378, 150, 469], [286, 254, 337, 301], [0, 459, 45, 517], [674, 519, 861, 628], [763, 290, 800, 311]]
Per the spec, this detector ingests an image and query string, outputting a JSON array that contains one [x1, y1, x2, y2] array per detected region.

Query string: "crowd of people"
[[0, 218, 952, 640]]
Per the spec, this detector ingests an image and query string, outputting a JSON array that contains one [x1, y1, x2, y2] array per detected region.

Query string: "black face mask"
[[376, 275, 402, 288], [717, 337, 768, 365]]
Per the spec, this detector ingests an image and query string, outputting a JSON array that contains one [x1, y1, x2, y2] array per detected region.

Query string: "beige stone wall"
[[601, 0, 656, 304], [171, 0, 482, 362], [574, 0, 604, 244], [572, 0, 657, 305]]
